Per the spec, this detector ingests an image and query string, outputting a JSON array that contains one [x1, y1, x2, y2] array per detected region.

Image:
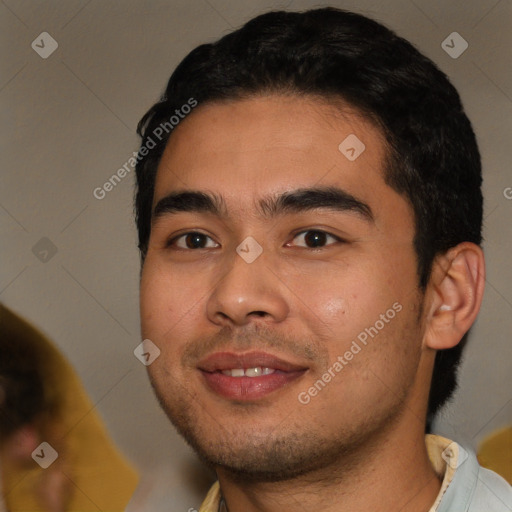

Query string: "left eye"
[[290, 230, 341, 249]]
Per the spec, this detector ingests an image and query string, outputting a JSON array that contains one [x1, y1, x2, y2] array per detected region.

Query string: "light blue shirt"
[[436, 439, 512, 511]]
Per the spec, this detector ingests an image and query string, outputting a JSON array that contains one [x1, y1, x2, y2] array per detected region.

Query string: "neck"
[[216, 415, 442, 512]]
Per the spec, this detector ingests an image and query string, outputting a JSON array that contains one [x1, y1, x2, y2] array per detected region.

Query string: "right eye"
[[166, 232, 219, 250]]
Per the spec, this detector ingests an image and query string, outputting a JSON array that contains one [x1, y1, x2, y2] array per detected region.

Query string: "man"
[[134, 7, 512, 511]]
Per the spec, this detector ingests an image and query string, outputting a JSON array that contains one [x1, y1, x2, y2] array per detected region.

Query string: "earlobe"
[[424, 242, 485, 350]]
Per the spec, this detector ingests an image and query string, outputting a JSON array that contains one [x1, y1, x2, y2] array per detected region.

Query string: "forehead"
[[152, 95, 407, 225]]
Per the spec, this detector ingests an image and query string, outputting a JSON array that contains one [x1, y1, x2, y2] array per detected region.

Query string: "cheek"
[[291, 262, 379, 329], [283, 261, 357, 311], [140, 263, 159, 326], [139, 257, 209, 347], [139, 258, 178, 339], [298, 259, 416, 370], [323, 296, 348, 319]]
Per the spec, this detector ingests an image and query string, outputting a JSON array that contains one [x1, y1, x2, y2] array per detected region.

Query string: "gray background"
[[1, 0, 511, 509]]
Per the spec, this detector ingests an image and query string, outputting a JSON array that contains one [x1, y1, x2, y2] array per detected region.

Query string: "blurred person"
[[133, 7, 512, 512], [0, 304, 70, 512], [0, 303, 138, 511]]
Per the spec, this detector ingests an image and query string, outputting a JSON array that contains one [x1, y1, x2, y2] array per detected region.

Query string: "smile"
[[198, 351, 308, 400]]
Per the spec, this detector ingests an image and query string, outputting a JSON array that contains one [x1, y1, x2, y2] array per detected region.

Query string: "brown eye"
[[292, 230, 341, 248], [167, 232, 218, 250]]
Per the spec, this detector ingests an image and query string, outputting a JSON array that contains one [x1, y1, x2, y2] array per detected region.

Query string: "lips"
[[198, 351, 308, 401]]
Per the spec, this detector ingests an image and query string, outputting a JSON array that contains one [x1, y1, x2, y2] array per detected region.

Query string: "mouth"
[[197, 351, 308, 401]]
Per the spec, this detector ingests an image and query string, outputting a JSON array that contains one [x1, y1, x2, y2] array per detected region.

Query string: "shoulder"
[[469, 465, 512, 512], [442, 441, 512, 512]]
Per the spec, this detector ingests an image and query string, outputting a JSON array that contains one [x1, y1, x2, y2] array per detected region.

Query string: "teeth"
[[245, 367, 262, 377], [221, 367, 276, 377]]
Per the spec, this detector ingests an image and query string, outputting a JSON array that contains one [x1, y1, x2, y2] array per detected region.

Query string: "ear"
[[423, 242, 485, 350]]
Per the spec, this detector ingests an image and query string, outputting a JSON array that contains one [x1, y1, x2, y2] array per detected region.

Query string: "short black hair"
[[134, 7, 483, 424]]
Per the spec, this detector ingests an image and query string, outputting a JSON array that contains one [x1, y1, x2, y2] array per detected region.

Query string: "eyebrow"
[[152, 186, 374, 223]]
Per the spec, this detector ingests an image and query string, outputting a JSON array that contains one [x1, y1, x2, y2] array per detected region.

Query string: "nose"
[[206, 247, 289, 327]]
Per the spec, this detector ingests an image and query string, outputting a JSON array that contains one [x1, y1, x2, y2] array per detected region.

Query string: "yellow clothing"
[[478, 426, 512, 485], [0, 304, 138, 511]]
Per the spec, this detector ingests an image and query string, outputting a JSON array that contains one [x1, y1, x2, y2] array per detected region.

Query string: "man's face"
[[140, 95, 427, 480]]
